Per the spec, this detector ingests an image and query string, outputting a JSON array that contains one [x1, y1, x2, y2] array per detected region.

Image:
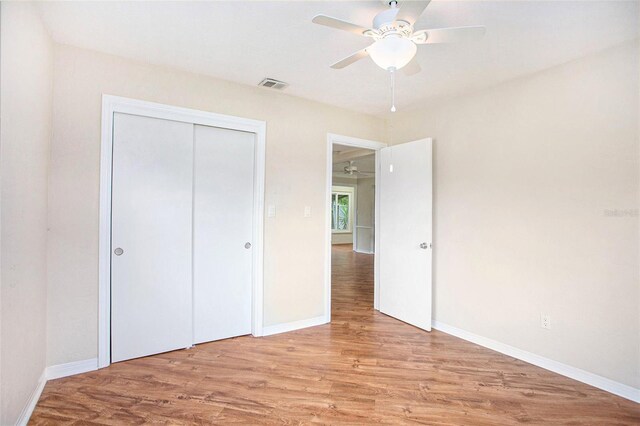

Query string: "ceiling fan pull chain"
[[390, 67, 396, 112]]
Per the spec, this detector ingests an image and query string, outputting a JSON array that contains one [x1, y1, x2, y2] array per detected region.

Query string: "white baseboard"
[[16, 371, 47, 426], [353, 249, 374, 254], [432, 320, 640, 404], [262, 315, 328, 337], [16, 358, 98, 425], [46, 358, 98, 381]]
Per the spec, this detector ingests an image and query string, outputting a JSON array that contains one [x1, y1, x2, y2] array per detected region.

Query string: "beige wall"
[[47, 44, 385, 366], [389, 41, 640, 388], [332, 176, 358, 186], [331, 233, 353, 245], [0, 2, 53, 423]]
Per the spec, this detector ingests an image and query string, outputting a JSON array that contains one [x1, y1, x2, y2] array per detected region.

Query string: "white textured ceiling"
[[37, 1, 639, 115]]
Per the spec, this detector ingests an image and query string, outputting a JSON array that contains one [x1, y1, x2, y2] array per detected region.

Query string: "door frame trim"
[[325, 133, 387, 322], [99, 95, 266, 368]]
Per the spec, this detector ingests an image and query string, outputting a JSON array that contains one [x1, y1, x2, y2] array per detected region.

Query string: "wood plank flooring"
[[31, 244, 639, 424]]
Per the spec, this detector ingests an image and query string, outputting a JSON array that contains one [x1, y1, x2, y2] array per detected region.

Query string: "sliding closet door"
[[193, 125, 254, 344], [111, 113, 194, 362]]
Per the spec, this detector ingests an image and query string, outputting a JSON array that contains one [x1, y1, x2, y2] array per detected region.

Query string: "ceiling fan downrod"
[[390, 67, 396, 112]]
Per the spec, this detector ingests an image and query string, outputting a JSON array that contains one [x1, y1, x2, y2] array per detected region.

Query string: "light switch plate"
[[304, 206, 312, 218]]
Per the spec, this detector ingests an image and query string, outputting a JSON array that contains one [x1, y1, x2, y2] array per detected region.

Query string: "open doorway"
[[332, 148, 375, 252], [324, 134, 386, 323]]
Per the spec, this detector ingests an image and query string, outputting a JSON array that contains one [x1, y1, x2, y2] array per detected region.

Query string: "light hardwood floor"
[[31, 244, 639, 424]]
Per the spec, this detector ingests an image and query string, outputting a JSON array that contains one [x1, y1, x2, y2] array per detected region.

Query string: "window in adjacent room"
[[331, 186, 354, 233]]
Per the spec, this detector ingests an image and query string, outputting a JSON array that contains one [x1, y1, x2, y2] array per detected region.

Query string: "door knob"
[[114, 247, 124, 256], [244, 242, 252, 249], [420, 242, 430, 249]]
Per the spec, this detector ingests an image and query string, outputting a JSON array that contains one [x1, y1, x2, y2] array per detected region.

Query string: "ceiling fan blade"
[[402, 57, 421, 76], [330, 48, 370, 69], [312, 14, 375, 37], [395, 1, 431, 25], [412, 26, 486, 44]]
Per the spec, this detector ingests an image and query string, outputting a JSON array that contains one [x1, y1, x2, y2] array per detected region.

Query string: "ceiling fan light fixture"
[[367, 36, 417, 71]]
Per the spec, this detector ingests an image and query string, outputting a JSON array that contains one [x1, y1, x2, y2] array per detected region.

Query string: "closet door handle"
[[244, 242, 252, 249], [114, 247, 124, 256]]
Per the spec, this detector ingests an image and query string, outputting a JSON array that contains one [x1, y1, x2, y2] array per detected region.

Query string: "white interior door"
[[193, 125, 254, 344], [111, 113, 194, 362], [379, 138, 432, 331]]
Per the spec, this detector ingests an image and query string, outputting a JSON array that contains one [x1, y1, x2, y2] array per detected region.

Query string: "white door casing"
[[379, 138, 433, 331]]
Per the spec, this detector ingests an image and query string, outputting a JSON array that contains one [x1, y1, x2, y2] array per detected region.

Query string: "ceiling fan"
[[312, 0, 485, 111], [343, 161, 374, 177]]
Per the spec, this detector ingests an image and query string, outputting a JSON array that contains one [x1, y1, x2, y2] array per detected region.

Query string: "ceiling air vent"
[[258, 78, 288, 90]]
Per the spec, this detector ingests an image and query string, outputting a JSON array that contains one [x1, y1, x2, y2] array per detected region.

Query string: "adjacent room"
[[1, 0, 638, 424], [330, 143, 377, 328]]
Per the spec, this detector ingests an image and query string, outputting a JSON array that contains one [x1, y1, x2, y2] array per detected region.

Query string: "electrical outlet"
[[304, 206, 312, 218], [540, 313, 551, 330], [267, 205, 276, 217]]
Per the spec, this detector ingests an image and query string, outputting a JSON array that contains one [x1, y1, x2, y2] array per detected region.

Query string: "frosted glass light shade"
[[367, 37, 417, 71]]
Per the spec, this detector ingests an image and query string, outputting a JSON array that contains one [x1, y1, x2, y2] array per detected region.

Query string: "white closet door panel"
[[379, 138, 432, 331], [193, 125, 254, 344], [111, 113, 194, 362]]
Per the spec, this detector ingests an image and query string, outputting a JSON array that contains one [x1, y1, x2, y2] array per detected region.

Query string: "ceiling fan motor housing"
[[373, 8, 413, 38], [344, 162, 358, 174]]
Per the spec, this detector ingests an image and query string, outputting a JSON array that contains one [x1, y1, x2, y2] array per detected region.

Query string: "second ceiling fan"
[[343, 160, 374, 177]]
